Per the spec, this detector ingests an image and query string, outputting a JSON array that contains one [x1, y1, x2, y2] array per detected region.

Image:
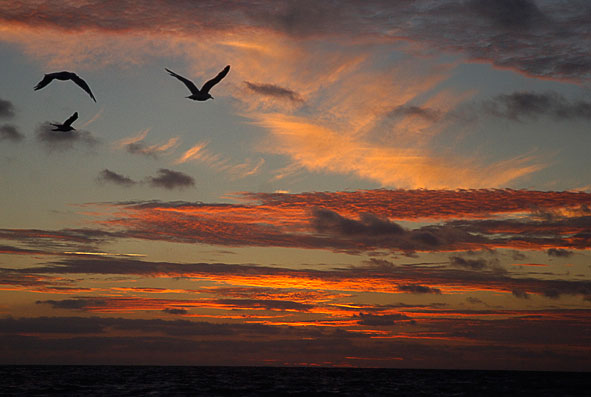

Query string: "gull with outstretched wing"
[[165, 65, 230, 101], [34, 71, 96, 102]]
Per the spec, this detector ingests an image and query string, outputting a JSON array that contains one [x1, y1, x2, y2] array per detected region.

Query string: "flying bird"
[[51, 112, 78, 132], [165, 65, 230, 101], [34, 71, 96, 102]]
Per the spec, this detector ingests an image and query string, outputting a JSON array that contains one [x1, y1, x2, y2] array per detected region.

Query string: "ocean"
[[0, 365, 588, 396]]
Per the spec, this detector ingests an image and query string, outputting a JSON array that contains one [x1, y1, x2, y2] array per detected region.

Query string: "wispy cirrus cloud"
[[176, 142, 264, 179], [252, 113, 542, 188], [114, 129, 179, 158]]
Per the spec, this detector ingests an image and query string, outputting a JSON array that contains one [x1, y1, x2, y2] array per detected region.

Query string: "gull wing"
[[70, 74, 97, 102], [165, 68, 200, 95], [200, 65, 230, 94], [63, 112, 78, 127], [34, 74, 56, 91]]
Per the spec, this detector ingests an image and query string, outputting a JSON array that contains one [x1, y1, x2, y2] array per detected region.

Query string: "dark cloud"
[[147, 169, 194, 190], [0, 228, 119, 252], [387, 105, 442, 122], [126, 142, 154, 156], [97, 169, 136, 187], [36, 122, 98, 150], [466, 297, 484, 305], [37, 299, 107, 310], [398, 284, 441, 294], [244, 81, 304, 103], [312, 208, 404, 237], [512, 289, 529, 299], [1, 313, 589, 370], [163, 308, 188, 315], [466, 0, 545, 30], [354, 312, 410, 326], [2, 1, 591, 81], [485, 92, 591, 121], [0, 124, 23, 142], [449, 256, 488, 270], [547, 248, 573, 258], [0, 98, 15, 119], [8, 253, 591, 301], [215, 298, 313, 312]]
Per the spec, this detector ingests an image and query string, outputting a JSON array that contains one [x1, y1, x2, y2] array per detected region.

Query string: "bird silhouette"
[[165, 65, 230, 101], [51, 112, 79, 132], [34, 71, 96, 102]]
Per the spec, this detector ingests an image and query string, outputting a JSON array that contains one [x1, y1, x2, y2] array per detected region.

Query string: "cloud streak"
[[36, 122, 98, 150], [97, 169, 136, 187], [0, 98, 15, 119], [245, 81, 304, 103], [146, 169, 195, 190], [0, 124, 23, 142], [485, 92, 591, 121]]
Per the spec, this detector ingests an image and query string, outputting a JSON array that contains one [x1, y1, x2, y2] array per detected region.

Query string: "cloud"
[[0, 227, 120, 253], [244, 81, 304, 103], [466, 0, 545, 31], [241, 189, 591, 221], [512, 289, 529, 299], [354, 312, 410, 326], [147, 169, 195, 190], [397, 284, 442, 294], [485, 92, 591, 121], [252, 113, 542, 189], [68, 189, 591, 254], [36, 122, 98, 150], [1, 1, 591, 82], [449, 256, 489, 270], [0, 98, 15, 118], [312, 208, 404, 237], [97, 169, 136, 187], [163, 308, 188, 315], [37, 299, 107, 310], [0, 124, 23, 142], [547, 248, 573, 258], [114, 129, 179, 158], [387, 105, 442, 122], [126, 139, 179, 157], [466, 297, 484, 305], [175, 142, 264, 179], [15, 253, 590, 301]]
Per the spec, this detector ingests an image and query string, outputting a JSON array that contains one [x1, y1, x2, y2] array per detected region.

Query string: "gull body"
[[34, 71, 96, 102], [165, 65, 230, 101]]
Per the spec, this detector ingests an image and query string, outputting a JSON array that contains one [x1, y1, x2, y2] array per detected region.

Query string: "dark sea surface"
[[0, 365, 588, 396]]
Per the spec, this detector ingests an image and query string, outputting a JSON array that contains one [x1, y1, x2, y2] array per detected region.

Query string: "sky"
[[0, 0, 590, 370]]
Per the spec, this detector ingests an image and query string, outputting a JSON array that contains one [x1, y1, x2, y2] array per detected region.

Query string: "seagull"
[[51, 112, 78, 132], [34, 71, 96, 102], [165, 65, 230, 101]]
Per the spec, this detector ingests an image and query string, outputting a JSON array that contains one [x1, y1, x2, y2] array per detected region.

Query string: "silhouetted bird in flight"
[[165, 65, 230, 101], [51, 112, 78, 132], [34, 71, 96, 102]]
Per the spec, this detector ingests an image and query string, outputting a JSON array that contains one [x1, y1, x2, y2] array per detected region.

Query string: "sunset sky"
[[1, 0, 590, 370]]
